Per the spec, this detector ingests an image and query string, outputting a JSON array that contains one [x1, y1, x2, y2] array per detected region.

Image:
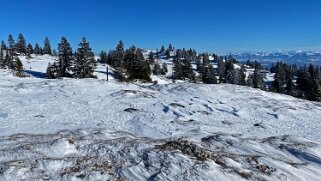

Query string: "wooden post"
[[106, 64, 109, 81]]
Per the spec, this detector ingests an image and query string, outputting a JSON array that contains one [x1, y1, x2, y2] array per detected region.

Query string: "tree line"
[[1, 33, 321, 102], [270, 62, 321, 101]]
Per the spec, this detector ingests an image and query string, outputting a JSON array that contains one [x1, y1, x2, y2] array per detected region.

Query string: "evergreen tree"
[[252, 68, 265, 89], [153, 62, 162, 75], [46, 63, 55, 79], [148, 51, 155, 64], [1, 41, 6, 51], [161, 62, 168, 75], [225, 61, 235, 84], [0, 48, 5, 68], [196, 55, 202, 72], [114, 40, 125, 68], [285, 77, 296, 96], [0, 41, 6, 68], [43, 37, 52, 55], [34, 43, 41, 55], [8, 34, 16, 55], [166, 49, 171, 59], [237, 66, 246, 85], [56, 37, 73, 78], [26, 43, 33, 58], [99, 50, 108, 63], [72, 37, 97, 78], [160, 45, 165, 54], [52, 49, 57, 56], [125, 46, 151, 81], [218, 59, 226, 83], [16, 33, 27, 54], [173, 57, 183, 80], [182, 58, 195, 81], [271, 62, 287, 93], [202, 64, 217, 84]]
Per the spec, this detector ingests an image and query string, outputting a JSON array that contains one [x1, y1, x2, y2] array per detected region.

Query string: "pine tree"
[[125, 46, 151, 81], [57, 37, 73, 78], [161, 62, 168, 75], [114, 40, 125, 68], [218, 59, 226, 83], [0, 48, 5, 68], [34, 43, 41, 55], [52, 49, 57, 56], [225, 61, 235, 84], [99, 50, 108, 63], [160, 45, 165, 54], [1, 41, 6, 51], [202, 64, 217, 84], [43, 37, 52, 55], [237, 66, 246, 85], [153, 62, 162, 75], [46, 63, 55, 79], [285, 77, 296, 96], [166, 49, 171, 59], [148, 51, 155, 64], [72, 37, 97, 78], [252, 68, 265, 89], [8, 34, 16, 55], [0, 41, 6, 68], [12, 56, 23, 72], [173, 57, 183, 80], [26, 43, 33, 58], [16, 33, 27, 55]]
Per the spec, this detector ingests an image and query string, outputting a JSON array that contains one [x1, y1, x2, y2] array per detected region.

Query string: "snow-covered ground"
[[1, 55, 321, 180]]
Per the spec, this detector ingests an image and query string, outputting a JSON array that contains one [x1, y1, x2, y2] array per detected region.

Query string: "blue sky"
[[0, 0, 321, 54]]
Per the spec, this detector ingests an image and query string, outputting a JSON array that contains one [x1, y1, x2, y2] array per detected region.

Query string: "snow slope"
[[1, 55, 321, 180]]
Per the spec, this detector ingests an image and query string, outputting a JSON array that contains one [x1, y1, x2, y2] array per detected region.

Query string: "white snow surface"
[[1, 55, 321, 180]]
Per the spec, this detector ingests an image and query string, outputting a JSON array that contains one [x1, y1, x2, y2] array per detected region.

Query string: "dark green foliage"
[[285, 78, 296, 96], [173, 57, 183, 80], [8, 34, 15, 55], [34, 44, 41, 55], [0, 49, 5, 68], [99, 50, 108, 63], [56, 37, 73, 78], [161, 62, 168, 75], [125, 46, 151, 81], [237, 66, 246, 85], [253, 68, 265, 89], [52, 49, 57, 56], [202, 64, 217, 84], [1, 41, 6, 51], [153, 62, 162, 75], [72, 37, 97, 78], [26, 43, 33, 58], [114, 40, 125, 68], [218, 59, 226, 83], [173, 57, 195, 81], [166, 49, 171, 59], [225, 61, 236, 84], [247, 68, 264, 89], [296, 65, 321, 101], [43, 37, 52, 55], [160, 45, 165, 54], [16, 33, 27, 54]]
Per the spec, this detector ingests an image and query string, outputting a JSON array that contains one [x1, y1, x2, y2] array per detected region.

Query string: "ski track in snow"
[[0, 55, 321, 180]]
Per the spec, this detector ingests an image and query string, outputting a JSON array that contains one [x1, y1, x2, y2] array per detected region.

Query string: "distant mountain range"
[[231, 51, 321, 67]]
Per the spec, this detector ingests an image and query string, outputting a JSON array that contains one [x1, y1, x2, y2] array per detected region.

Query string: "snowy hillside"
[[1, 55, 321, 180]]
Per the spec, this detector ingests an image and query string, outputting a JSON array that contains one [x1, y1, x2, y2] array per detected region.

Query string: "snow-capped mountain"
[[232, 51, 321, 67]]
